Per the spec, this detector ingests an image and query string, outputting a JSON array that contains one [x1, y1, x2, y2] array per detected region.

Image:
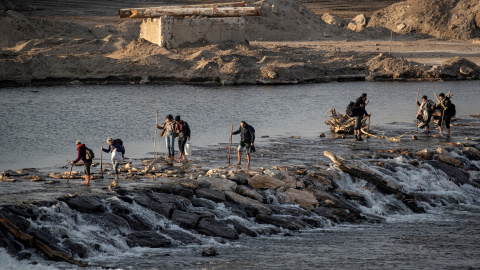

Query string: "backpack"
[[113, 139, 125, 155], [346, 101, 355, 117], [449, 102, 456, 117], [85, 147, 95, 160]]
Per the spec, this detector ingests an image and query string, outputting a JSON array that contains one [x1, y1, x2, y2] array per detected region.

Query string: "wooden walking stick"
[[228, 122, 233, 166], [416, 88, 419, 132], [100, 141, 104, 179], [67, 162, 74, 184], [154, 110, 158, 159]]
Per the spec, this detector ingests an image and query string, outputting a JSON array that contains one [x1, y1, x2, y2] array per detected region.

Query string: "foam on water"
[[0, 248, 60, 270]]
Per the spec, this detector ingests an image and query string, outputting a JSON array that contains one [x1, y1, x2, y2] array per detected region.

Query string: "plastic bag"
[[185, 142, 192, 156]]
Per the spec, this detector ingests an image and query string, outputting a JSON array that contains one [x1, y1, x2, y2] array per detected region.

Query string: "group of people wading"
[[351, 92, 455, 141], [70, 115, 255, 186]]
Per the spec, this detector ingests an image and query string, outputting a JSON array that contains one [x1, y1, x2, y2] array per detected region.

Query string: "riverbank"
[[1, 0, 480, 87], [1, 115, 479, 268]]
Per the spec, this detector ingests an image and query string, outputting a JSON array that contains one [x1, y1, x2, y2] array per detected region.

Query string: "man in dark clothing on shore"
[[352, 93, 369, 141], [175, 115, 191, 161], [435, 93, 454, 137], [231, 121, 255, 168], [71, 140, 92, 185]]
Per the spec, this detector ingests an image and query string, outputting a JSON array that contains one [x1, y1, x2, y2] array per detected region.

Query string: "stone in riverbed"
[[202, 247, 217, 256], [248, 174, 285, 190], [347, 14, 367, 32], [196, 188, 226, 203], [225, 191, 272, 217], [126, 231, 171, 248], [284, 188, 319, 211], [227, 170, 249, 185], [161, 229, 202, 245], [198, 176, 237, 192], [149, 192, 192, 211], [171, 210, 201, 229], [60, 195, 105, 213], [196, 218, 239, 239], [255, 214, 306, 231], [225, 219, 258, 237], [236, 185, 264, 202]]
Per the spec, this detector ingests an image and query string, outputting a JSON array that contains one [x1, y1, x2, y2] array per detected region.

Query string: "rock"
[[255, 214, 306, 231], [225, 191, 272, 217], [149, 192, 192, 211], [462, 149, 480, 160], [396, 23, 406, 30], [195, 188, 226, 203], [347, 14, 367, 32], [321, 13, 348, 27], [318, 133, 326, 138], [62, 239, 89, 258], [426, 160, 470, 186], [334, 189, 366, 203], [236, 185, 264, 202], [225, 219, 258, 237], [263, 169, 282, 180], [248, 175, 285, 190], [126, 231, 171, 248], [460, 66, 474, 76], [313, 207, 359, 223], [434, 152, 463, 167], [83, 213, 129, 234], [191, 197, 217, 209], [60, 195, 105, 213], [307, 171, 338, 191], [131, 191, 174, 218], [199, 176, 237, 192], [196, 218, 239, 239], [161, 229, 202, 245], [284, 188, 319, 210], [140, 75, 150, 84], [171, 210, 201, 229], [227, 170, 249, 185], [202, 247, 217, 256]]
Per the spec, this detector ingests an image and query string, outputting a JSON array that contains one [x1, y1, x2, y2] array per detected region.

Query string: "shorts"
[[237, 141, 251, 152], [83, 159, 92, 176]]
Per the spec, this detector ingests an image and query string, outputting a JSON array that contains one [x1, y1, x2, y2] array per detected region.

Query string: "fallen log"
[[323, 151, 425, 213], [324, 108, 370, 134], [120, 6, 261, 19], [0, 213, 88, 267], [119, 1, 247, 18]]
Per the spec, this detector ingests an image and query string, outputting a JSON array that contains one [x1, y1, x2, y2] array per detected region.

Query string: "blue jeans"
[[165, 131, 175, 157], [112, 159, 120, 175]]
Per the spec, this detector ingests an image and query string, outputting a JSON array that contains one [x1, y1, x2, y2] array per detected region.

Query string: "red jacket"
[[73, 144, 87, 163]]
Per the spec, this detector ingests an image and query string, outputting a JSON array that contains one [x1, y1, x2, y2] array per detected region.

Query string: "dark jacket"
[[353, 96, 368, 117], [73, 144, 87, 163], [233, 123, 255, 144], [177, 120, 191, 138], [435, 97, 453, 116]]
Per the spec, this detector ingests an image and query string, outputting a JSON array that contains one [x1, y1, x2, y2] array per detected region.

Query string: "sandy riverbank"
[[1, 0, 479, 87]]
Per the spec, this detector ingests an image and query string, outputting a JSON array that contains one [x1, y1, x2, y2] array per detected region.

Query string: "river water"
[[0, 81, 479, 172], [1, 81, 480, 270]]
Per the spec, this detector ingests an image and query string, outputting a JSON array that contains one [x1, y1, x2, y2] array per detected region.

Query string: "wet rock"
[[255, 214, 306, 231], [131, 191, 174, 218], [248, 175, 285, 190], [462, 149, 480, 160], [30, 228, 60, 251], [199, 176, 237, 192], [225, 191, 272, 217], [202, 247, 217, 256], [417, 149, 434, 160], [426, 160, 470, 186], [196, 188, 226, 203], [225, 219, 257, 237], [196, 218, 239, 239], [307, 171, 337, 191], [222, 201, 249, 219], [177, 178, 211, 191], [434, 153, 463, 167], [126, 231, 171, 248], [227, 170, 249, 185], [311, 190, 362, 216], [60, 195, 105, 213], [236, 185, 264, 202], [191, 197, 217, 209], [313, 207, 360, 223], [263, 169, 282, 180], [334, 189, 366, 204], [1, 213, 31, 232], [149, 192, 191, 211], [347, 14, 367, 32], [171, 210, 201, 229], [262, 189, 293, 205], [62, 239, 89, 258], [284, 188, 319, 210], [161, 229, 202, 245], [83, 213, 129, 233]]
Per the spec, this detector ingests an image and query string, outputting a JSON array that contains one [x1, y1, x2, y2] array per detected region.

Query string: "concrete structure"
[[140, 16, 246, 49]]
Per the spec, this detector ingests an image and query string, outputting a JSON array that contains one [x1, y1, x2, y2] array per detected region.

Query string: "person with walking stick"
[[231, 121, 255, 169], [434, 93, 455, 138], [70, 140, 93, 185], [175, 115, 191, 161], [102, 137, 124, 187]]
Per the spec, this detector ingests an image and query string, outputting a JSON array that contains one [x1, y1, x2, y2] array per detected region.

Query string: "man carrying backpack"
[[102, 137, 124, 186], [231, 121, 255, 169], [175, 115, 191, 161], [435, 93, 455, 138], [71, 140, 93, 185], [352, 93, 369, 141]]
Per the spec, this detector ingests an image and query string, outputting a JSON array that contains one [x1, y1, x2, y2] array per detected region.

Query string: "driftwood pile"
[[325, 108, 370, 133]]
